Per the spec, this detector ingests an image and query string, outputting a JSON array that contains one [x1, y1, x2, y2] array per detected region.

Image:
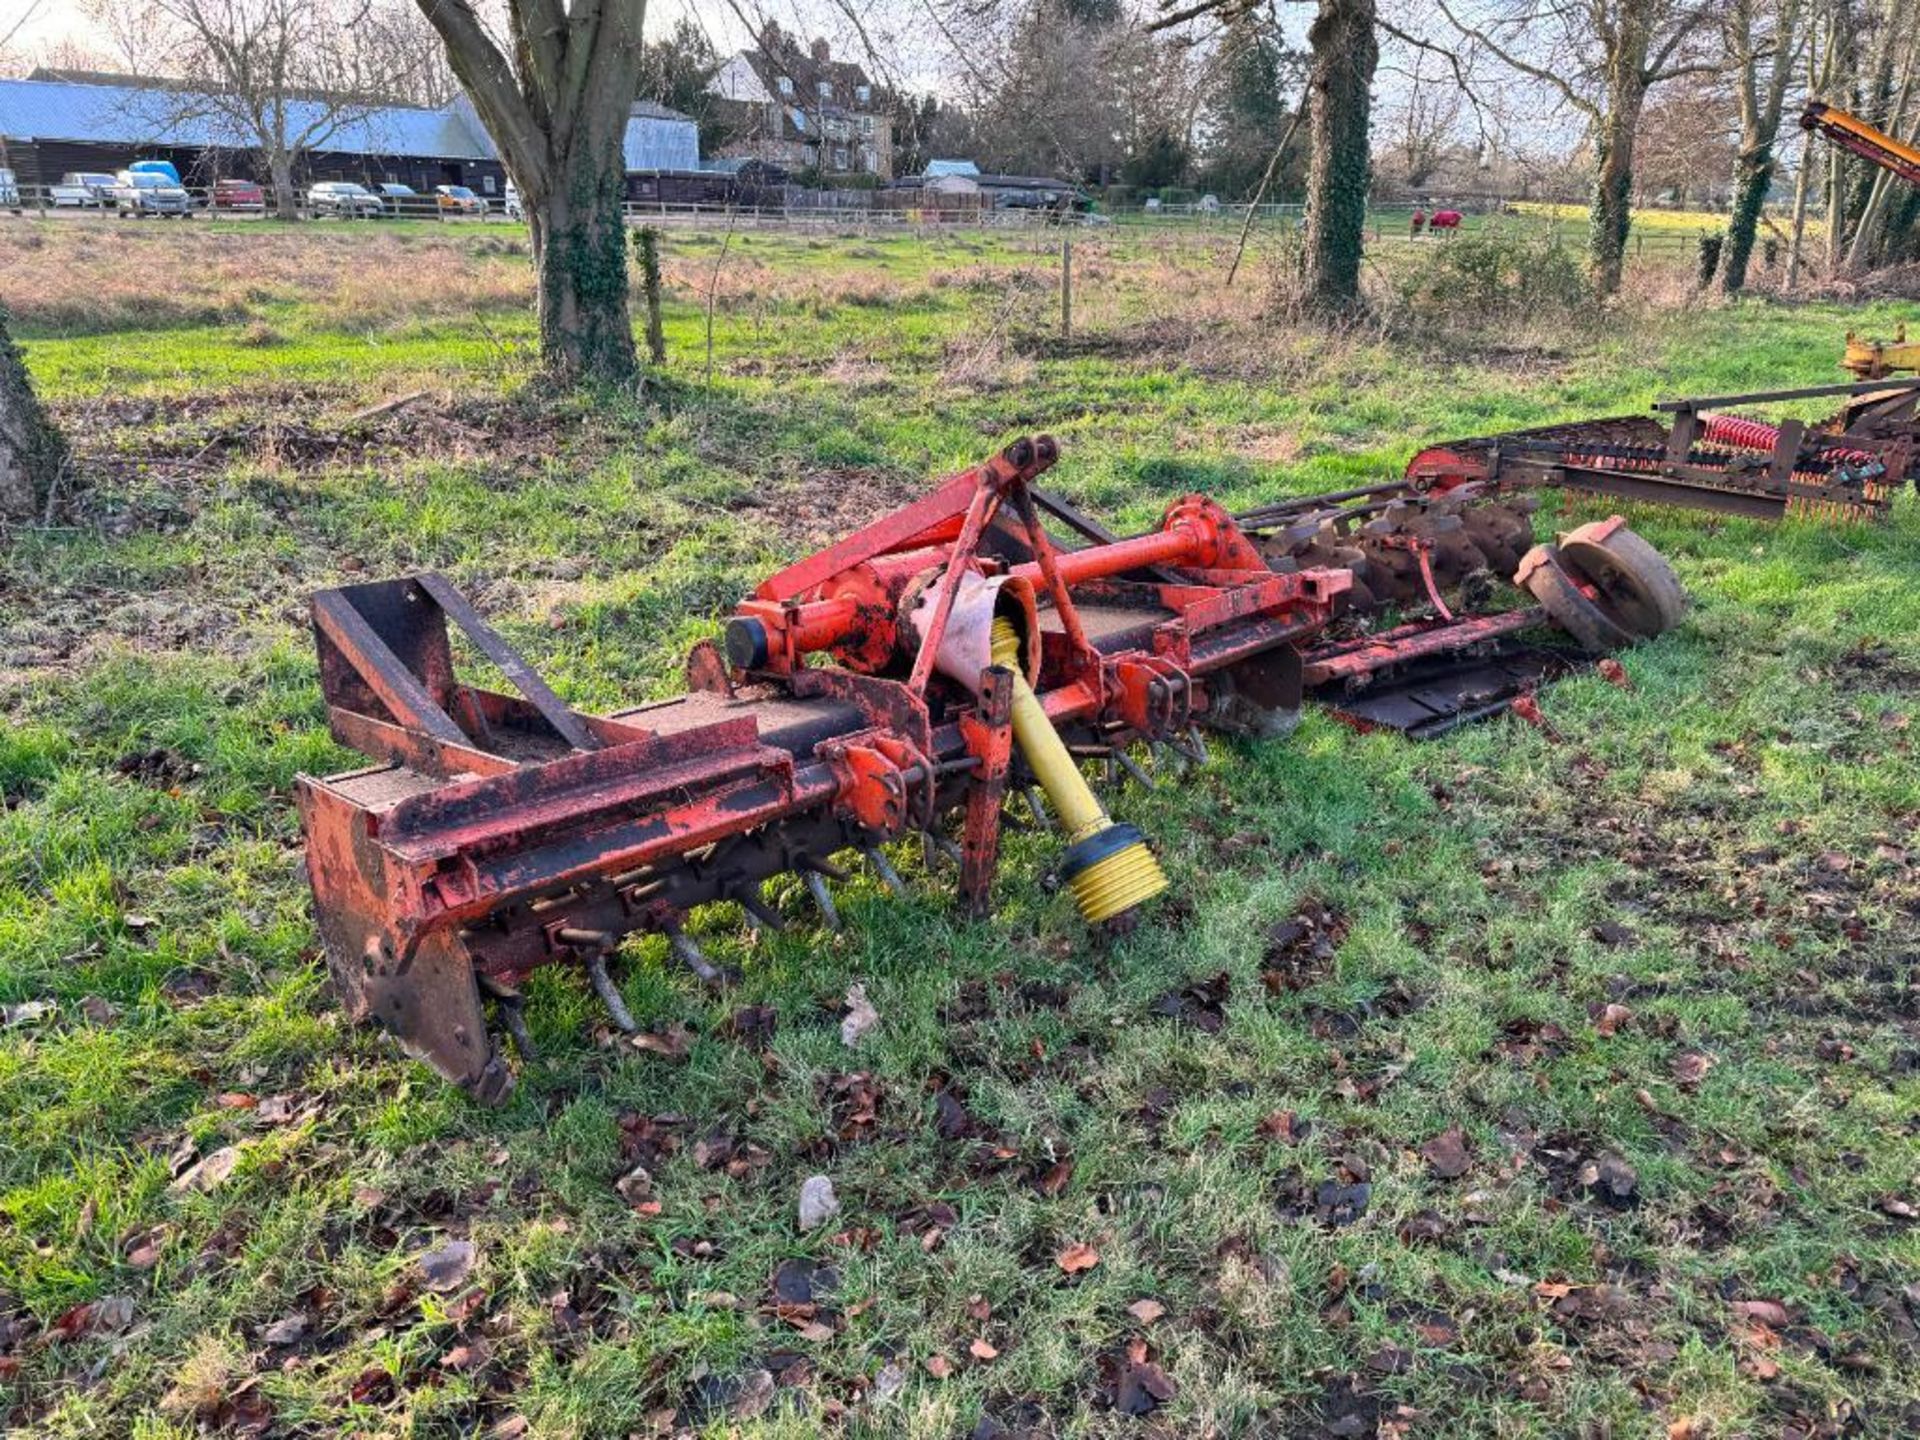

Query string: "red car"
[[212, 178, 265, 212]]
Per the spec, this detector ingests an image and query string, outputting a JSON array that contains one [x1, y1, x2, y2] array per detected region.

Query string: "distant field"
[[2, 219, 1917, 1439]]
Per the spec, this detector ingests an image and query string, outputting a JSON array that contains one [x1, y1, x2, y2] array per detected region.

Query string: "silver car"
[[0, 168, 20, 212], [112, 171, 191, 217], [308, 182, 384, 219], [51, 172, 117, 207]]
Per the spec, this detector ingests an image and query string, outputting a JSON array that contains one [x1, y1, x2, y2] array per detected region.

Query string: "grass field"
[[2, 218, 1918, 1439]]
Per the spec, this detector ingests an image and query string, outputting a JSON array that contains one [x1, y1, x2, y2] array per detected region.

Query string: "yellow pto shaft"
[[990, 618, 1168, 925]]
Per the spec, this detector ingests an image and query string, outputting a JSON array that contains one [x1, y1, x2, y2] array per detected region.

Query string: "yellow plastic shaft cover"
[[990, 619, 1168, 925]]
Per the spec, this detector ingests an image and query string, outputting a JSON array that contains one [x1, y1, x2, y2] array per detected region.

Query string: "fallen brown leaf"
[[441, 1339, 491, 1372], [1419, 1126, 1471, 1179], [1673, 1050, 1715, 1088], [418, 1238, 477, 1293], [1056, 1242, 1101, 1275], [1035, 1158, 1074, 1197], [969, 1338, 999, 1362], [1730, 1299, 1789, 1327], [924, 1353, 953, 1379], [1126, 1298, 1166, 1324], [631, 1024, 694, 1059], [170, 1145, 240, 1194]]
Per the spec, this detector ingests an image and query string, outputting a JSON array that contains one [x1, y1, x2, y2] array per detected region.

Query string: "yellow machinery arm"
[[1803, 101, 1920, 190], [1802, 103, 1920, 377]]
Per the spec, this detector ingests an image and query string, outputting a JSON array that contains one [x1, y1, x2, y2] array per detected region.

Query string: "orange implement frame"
[[1802, 101, 1920, 190]]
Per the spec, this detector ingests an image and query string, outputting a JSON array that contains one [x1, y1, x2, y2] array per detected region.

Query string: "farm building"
[[0, 73, 700, 201], [890, 164, 1087, 212]]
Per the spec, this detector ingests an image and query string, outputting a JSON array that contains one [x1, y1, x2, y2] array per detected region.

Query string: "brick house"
[[709, 26, 892, 180]]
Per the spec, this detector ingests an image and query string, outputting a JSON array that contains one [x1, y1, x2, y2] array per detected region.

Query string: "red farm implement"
[[297, 438, 1682, 1099], [1403, 379, 1920, 524]]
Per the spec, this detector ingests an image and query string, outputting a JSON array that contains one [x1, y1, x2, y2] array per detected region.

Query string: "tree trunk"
[[525, 138, 638, 384], [0, 309, 69, 524], [268, 147, 299, 221], [1302, 0, 1378, 311], [1721, 145, 1774, 292], [1589, 93, 1643, 296]]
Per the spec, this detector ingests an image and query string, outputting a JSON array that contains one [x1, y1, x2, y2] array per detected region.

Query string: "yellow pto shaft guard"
[[990, 618, 1168, 925]]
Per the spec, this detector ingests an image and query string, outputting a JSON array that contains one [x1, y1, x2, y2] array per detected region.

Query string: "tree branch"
[[1432, 0, 1598, 119], [417, 0, 546, 180]]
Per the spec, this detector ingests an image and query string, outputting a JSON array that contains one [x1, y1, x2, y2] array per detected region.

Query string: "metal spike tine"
[[864, 846, 908, 895], [1024, 784, 1055, 831], [665, 923, 722, 984], [584, 950, 639, 1033], [926, 830, 964, 867], [1113, 747, 1153, 789], [803, 870, 843, 931], [480, 977, 539, 1060], [1186, 726, 1212, 767], [497, 999, 538, 1060], [736, 883, 785, 932], [798, 853, 852, 883]]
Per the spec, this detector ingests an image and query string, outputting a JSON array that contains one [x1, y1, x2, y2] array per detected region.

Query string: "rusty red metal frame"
[[1403, 383, 1912, 521], [297, 437, 1353, 1101]]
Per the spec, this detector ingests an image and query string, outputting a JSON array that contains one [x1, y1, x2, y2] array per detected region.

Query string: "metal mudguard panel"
[[1320, 643, 1574, 739]]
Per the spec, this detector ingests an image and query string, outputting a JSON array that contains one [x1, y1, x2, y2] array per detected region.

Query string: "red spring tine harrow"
[[297, 437, 1353, 1101]]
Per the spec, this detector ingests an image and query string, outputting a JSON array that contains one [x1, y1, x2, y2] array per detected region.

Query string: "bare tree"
[[414, 0, 646, 383], [1435, 0, 1717, 294], [1376, 46, 1462, 192], [1721, 0, 1807, 291], [91, 0, 427, 220]]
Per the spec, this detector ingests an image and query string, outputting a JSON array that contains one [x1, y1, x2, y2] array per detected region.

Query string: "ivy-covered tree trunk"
[[1302, 0, 1377, 311], [1721, 148, 1775, 293], [1589, 91, 1644, 296], [0, 309, 69, 523], [525, 136, 638, 382], [417, 0, 645, 385]]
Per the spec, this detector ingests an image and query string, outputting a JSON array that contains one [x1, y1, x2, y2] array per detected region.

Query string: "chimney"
[[811, 38, 830, 63]]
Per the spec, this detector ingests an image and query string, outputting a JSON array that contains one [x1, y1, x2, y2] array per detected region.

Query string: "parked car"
[[0, 168, 21, 213], [434, 184, 487, 215], [308, 181, 384, 218], [211, 178, 266, 212], [112, 170, 192, 218], [50, 172, 118, 207], [503, 181, 522, 220], [366, 183, 420, 215]]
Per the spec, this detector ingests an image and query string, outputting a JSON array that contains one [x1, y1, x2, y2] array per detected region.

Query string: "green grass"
[[2, 220, 1918, 1439]]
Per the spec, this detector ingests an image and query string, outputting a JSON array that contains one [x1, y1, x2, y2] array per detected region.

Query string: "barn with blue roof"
[[0, 71, 700, 203]]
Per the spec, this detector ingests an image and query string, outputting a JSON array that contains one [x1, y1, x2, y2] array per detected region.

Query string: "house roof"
[[0, 76, 495, 157], [0, 76, 703, 173], [624, 110, 699, 171], [739, 27, 877, 113]]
